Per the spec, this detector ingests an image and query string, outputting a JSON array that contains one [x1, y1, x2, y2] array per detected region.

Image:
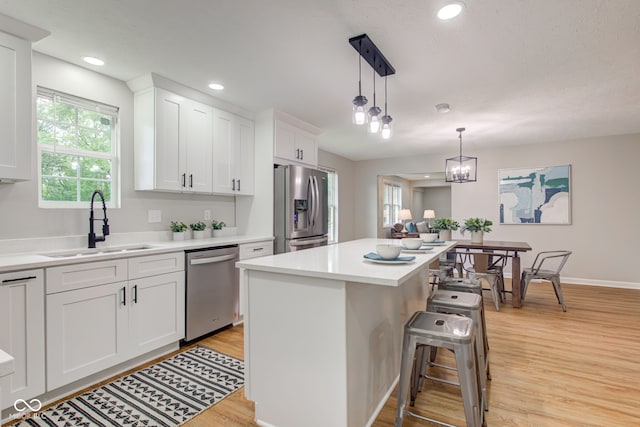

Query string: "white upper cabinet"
[[274, 119, 317, 167], [133, 87, 213, 193], [212, 108, 255, 195], [0, 31, 32, 182]]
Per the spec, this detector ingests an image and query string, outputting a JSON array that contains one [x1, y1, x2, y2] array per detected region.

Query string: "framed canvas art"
[[498, 165, 571, 224]]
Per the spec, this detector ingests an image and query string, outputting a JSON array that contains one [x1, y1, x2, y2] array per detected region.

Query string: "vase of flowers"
[[461, 217, 493, 244]]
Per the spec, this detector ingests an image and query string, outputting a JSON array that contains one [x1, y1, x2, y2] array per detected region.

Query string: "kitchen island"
[[236, 238, 455, 427]]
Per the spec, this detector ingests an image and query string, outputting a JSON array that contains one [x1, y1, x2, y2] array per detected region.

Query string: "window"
[[383, 183, 401, 226], [37, 87, 119, 208], [320, 167, 339, 244]]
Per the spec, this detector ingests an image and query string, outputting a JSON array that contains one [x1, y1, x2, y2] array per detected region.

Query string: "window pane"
[[42, 177, 77, 201], [41, 152, 78, 178], [80, 180, 111, 202], [79, 157, 111, 180], [55, 123, 77, 148], [37, 119, 56, 146], [56, 102, 76, 124]]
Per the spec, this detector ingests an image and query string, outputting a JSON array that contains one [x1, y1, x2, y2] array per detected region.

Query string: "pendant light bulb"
[[368, 67, 381, 133], [352, 41, 368, 125], [380, 74, 392, 139]]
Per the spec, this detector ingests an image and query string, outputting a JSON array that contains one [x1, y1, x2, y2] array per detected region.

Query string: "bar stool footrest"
[[406, 410, 460, 427]]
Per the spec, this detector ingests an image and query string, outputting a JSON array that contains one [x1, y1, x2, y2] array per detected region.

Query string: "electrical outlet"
[[204, 210, 212, 221], [148, 209, 161, 223]]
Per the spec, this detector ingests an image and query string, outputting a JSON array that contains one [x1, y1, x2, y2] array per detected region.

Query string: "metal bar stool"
[[437, 277, 490, 365], [395, 311, 484, 427], [423, 290, 490, 411]]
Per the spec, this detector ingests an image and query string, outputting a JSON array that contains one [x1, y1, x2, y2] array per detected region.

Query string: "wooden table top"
[[453, 239, 532, 252]]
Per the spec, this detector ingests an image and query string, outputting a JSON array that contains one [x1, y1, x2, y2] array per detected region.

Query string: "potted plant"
[[211, 220, 226, 237], [432, 218, 460, 241], [170, 221, 188, 240], [461, 217, 493, 244], [189, 221, 207, 239]]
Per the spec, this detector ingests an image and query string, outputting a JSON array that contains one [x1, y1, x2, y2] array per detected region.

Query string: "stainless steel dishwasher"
[[184, 245, 239, 342]]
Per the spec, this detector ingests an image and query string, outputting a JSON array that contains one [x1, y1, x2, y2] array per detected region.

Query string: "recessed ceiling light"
[[208, 83, 224, 91], [436, 103, 451, 113], [437, 2, 464, 20], [83, 56, 104, 66]]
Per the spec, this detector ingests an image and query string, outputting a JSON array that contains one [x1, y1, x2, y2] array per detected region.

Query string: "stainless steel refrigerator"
[[274, 164, 328, 253]]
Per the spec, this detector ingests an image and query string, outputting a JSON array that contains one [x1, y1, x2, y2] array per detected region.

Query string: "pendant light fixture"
[[349, 34, 395, 136], [381, 74, 392, 139], [445, 127, 477, 183], [352, 39, 368, 125], [368, 68, 381, 133]]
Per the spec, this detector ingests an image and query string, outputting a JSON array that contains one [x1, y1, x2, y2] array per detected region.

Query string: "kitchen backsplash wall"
[[0, 52, 236, 242]]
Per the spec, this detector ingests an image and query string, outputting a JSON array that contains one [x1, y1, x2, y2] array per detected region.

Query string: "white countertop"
[[0, 234, 273, 273], [236, 238, 455, 287]]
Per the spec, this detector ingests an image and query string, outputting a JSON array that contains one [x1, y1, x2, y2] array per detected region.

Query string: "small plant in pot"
[[211, 220, 226, 237], [433, 218, 460, 241], [170, 221, 188, 240], [189, 221, 207, 239], [461, 217, 493, 244]]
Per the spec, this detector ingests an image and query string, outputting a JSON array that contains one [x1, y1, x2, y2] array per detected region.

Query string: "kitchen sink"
[[40, 245, 155, 258]]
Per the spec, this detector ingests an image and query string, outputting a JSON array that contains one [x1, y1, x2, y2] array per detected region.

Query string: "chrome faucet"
[[88, 190, 110, 248]]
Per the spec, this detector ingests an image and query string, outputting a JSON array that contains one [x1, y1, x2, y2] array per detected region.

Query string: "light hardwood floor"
[[7, 282, 640, 426]]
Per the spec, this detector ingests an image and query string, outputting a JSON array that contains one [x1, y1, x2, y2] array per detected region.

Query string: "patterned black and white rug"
[[11, 346, 244, 426]]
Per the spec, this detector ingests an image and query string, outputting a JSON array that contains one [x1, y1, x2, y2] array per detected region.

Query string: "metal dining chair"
[[460, 251, 505, 311], [521, 250, 572, 311]]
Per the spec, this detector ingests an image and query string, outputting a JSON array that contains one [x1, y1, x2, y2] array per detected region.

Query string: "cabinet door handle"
[[132, 285, 138, 304], [300, 149, 304, 160], [232, 179, 236, 191], [181, 173, 186, 187], [121, 286, 127, 306], [295, 148, 300, 159], [189, 174, 193, 188], [2, 275, 37, 283], [237, 179, 241, 191]]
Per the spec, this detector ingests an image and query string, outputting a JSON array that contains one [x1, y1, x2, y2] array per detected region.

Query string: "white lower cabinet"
[[128, 271, 185, 357], [0, 270, 45, 410], [46, 281, 129, 390], [46, 253, 185, 391]]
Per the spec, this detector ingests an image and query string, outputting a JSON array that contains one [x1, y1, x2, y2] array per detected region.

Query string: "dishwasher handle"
[[189, 253, 237, 265]]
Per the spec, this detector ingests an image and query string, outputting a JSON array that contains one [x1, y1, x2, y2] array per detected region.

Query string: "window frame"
[[36, 87, 121, 209], [382, 182, 402, 227]]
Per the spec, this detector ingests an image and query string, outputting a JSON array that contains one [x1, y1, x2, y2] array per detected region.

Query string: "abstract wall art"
[[498, 165, 571, 224]]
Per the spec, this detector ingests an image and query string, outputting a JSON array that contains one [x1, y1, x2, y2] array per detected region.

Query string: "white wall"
[[421, 186, 451, 219], [354, 133, 640, 288], [0, 53, 236, 241]]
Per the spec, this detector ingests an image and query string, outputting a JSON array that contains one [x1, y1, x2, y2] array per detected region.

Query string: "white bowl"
[[401, 238, 423, 250], [420, 233, 439, 243], [376, 244, 402, 260]]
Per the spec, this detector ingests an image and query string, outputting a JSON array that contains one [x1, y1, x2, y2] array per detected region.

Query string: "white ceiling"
[[1, 0, 639, 161]]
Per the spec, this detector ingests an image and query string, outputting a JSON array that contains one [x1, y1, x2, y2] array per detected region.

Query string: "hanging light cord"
[[372, 67, 376, 106], [384, 74, 388, 115], [459, 129, 463, 158], [358, 41, 363, 96]]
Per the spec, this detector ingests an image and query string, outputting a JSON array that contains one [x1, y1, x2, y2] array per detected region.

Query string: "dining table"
[[453, 239, 533, 308]]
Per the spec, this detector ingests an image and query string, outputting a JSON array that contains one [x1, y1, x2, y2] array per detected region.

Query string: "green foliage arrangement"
[[170, 221, 187, 232], [433, 218, 460, 231], [211, 220, 226, 230], [189, 221, 207, 231], [461, 217, 493, 234]]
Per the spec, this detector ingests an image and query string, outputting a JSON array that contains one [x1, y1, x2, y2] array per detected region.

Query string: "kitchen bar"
[[236, 238, 455, 427]]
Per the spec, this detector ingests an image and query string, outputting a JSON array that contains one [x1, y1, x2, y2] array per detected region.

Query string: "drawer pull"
[[252, 247, 264, 252], [2, 275, 37, 283]]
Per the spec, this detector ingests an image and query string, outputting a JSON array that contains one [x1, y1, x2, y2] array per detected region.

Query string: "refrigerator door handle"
[[312, 175, 319, 227]]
